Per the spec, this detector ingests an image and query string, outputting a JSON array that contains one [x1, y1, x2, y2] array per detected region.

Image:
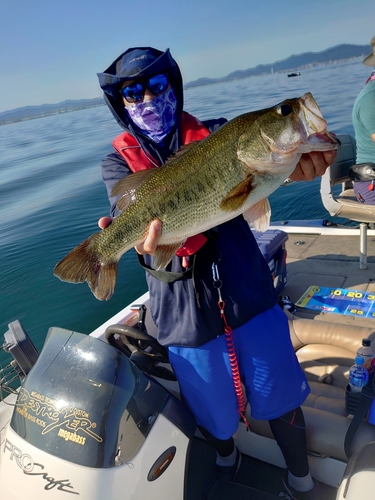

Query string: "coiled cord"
[[219, 300, 250, 430]]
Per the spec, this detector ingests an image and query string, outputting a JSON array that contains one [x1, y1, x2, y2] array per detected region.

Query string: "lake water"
[[0, 59, 371, 368]]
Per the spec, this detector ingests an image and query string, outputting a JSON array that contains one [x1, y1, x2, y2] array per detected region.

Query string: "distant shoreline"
[[0, 102, 105, 127], [183, 43, 368, 90], [184, 56, 363, 90]]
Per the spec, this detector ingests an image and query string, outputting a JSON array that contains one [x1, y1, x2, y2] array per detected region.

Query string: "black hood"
[[97, 47, 184, 161]]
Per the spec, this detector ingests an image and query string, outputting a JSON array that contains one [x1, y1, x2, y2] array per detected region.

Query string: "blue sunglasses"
[[120, 74, 170, 103]]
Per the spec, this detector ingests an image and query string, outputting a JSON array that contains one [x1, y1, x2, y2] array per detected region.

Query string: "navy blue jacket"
[[99, 49, 278, 347]]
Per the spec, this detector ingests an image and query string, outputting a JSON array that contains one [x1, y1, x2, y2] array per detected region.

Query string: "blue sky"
[[1, 0, 374, 113]]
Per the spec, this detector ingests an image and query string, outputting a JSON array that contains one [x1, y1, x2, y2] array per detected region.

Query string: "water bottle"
[[356, 338, 375, 372], [349, 356, 369, 392]]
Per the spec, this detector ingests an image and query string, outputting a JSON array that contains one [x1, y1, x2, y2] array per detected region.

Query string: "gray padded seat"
[[320, 133, 375, 268], [320, 134, 375, 223], [247, 315, 375, 462]]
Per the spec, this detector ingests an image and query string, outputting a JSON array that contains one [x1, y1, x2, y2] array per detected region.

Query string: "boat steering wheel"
[[104, 324, 176, 381]]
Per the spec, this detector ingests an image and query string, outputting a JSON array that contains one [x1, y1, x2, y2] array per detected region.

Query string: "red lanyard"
[[212, 263, 250, 430]]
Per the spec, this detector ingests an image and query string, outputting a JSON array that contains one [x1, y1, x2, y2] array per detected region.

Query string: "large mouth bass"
[[54, 92, 339, 300]]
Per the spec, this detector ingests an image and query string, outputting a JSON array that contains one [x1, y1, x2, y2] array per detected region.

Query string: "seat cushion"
[[297, 344, 353, 389], [246, 315, 375, 462], [304, 380, 346, 416], [335, 188, 375, 222]]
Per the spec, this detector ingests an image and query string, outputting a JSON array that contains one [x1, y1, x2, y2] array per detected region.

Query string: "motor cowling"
[[1, 327, 196, 499]]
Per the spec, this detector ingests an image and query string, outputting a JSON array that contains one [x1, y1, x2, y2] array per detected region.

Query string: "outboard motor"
[[1, 320, 39, 383], [0, 327, 196, 499]]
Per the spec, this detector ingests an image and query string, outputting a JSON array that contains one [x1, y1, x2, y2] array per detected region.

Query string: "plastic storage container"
[[253, 229, 288, 294]]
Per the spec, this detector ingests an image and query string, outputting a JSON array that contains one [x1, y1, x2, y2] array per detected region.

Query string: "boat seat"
[[247, 314, 375, 463], [320, 133, 375, 269]]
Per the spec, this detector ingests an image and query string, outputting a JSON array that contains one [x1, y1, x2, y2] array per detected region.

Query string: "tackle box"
[[252, 229, 288, 294]]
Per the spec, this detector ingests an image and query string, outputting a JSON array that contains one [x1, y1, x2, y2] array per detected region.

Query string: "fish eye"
[[277, 104, 293, 117]]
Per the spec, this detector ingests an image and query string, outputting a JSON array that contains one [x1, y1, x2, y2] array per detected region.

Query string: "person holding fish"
[[351, 35, 375, 203], [56, 47, 338, 499]]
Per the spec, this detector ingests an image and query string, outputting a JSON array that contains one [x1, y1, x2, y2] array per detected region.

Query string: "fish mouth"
[[298, 131, 341, 153], [296, 93, 341, 152], [250, 92, 340, 176], [261, 92, 340, 159]]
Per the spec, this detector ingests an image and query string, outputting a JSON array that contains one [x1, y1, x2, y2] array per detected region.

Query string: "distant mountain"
[[0, 98, 104, 125], [184, 43, 370, 89], [0, 43, 371, 125]]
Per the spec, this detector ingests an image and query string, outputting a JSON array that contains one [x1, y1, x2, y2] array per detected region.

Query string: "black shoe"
[[203, 447, 242, 499], [212, 447, 242, 482], [282, 470, 334, 500]]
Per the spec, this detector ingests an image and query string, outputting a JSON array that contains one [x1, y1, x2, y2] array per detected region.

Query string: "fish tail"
[[54, 234, 118, 301]]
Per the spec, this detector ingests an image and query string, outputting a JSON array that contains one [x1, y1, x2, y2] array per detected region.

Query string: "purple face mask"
[[125, 88, 177, 143]]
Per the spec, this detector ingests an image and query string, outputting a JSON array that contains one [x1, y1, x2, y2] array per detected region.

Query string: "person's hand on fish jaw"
[[289, 149, 337, 182]]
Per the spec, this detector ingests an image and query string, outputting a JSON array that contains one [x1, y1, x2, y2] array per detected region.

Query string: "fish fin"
[[112, 170, 157, 212], [243, 198, 271, 232], [111, 169, 156, 197], [54, 234, 118, 301], [115, 193, 134, 212], [153, 243, 184, 270], [116, 192, 135, 212], [166, 141, 199, 161], [220, 175, 254, 211]]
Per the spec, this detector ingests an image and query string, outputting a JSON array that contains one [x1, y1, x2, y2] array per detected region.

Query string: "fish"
[[54, 92, 340, 301]]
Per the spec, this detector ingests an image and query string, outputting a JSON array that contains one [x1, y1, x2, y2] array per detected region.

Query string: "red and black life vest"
[[112, 111, 210, 171]]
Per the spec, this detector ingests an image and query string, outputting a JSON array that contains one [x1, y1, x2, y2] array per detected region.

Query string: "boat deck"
[[1, 225, 374, 500], [186, 437, 292, 499], [278, 227, 375, 330]]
